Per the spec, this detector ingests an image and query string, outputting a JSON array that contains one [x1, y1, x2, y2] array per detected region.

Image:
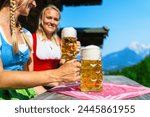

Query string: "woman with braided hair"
[[0, 0, 81, 100]]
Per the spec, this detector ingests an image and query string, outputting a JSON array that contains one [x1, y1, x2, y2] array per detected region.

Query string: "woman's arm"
[[0, 59, 81, 89]]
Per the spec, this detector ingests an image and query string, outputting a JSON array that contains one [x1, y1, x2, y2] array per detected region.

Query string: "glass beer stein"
[[61, 27, 77, 61], [80, 45, 103, 92]]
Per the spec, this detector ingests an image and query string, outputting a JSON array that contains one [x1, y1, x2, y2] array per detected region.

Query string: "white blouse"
[[36, 35, 61, 59]]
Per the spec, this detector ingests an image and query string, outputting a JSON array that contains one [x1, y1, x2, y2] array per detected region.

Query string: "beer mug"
[[61, 27, 77, 61], [80, 45, 103, 92]]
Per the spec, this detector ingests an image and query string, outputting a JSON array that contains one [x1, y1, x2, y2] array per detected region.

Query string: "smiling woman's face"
[[41, 8, 60, 36]]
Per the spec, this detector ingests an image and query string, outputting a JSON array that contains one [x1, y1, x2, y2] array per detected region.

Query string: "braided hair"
[[9, 0, 32, 54], [10, 0, 19, 54]]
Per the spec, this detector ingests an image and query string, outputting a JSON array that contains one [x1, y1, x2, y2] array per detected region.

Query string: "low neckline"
[[0, 26, 29, 53], [0, 26, 26, 46]]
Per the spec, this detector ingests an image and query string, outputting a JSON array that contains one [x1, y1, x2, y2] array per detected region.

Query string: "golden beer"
[[80, 45, 103, 92], [61, 27, 77, 61], [80, 60, 103, 91], [61, 37, 77, 61]]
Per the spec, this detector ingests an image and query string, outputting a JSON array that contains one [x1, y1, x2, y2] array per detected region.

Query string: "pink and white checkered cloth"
[[49, 82, 150, 100]]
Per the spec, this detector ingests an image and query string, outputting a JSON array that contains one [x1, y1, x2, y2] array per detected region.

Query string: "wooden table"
[[32, 75, 150, 100]]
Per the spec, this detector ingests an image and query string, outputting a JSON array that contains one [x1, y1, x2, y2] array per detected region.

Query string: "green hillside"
[[108, 56, 150, 87]]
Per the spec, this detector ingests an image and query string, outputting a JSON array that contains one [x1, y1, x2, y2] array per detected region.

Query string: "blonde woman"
[[32, 5, 80, 87], [32, 5, 62, 71], [0, 0, 80, 100]]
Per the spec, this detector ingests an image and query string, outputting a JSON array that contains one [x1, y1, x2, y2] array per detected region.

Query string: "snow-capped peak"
[[128, 41, 150, 55]]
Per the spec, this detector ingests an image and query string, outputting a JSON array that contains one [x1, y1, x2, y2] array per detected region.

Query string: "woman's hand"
[[52, 60, 81, 84]]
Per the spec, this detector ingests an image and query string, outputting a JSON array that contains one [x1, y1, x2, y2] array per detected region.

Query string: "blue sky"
[[60, 0, 150, 56]]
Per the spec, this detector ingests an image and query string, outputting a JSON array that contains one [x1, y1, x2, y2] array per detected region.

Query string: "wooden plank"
[[103, 75, 141, 86], [61, 0, 102, 6]]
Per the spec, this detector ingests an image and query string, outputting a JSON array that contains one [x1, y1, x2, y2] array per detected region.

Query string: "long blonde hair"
[[37, 4, 61, 46], [3, 0, 32, 54]]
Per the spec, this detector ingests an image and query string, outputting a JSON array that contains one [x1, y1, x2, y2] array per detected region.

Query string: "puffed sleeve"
[[22, 28, 33, 53], [22, 28, 33, 45]]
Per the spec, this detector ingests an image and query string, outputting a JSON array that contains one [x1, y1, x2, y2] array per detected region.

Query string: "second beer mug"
[[80, 45, 103, 92], [61, 27, 77, 61]]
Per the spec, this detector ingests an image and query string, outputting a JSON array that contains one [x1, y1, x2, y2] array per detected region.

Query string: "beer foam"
[[81, 45, 101, 60], [61, 27, 77, 38]]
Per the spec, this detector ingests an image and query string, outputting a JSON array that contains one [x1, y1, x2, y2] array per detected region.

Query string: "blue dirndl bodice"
[[0, 30, 37, 100]]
